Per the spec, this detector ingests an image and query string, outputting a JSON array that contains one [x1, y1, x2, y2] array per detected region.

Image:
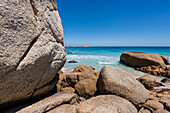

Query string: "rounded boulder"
[[97, 66, 149, 106]]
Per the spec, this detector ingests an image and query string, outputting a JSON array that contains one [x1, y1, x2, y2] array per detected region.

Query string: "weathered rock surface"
[[161, 56, 169, 65], [136, 66, 167, 76], [76, 95, 137, 113], [137, 75, 156, 90], [97, 66, 149, 106], [0, 0, 66, 105], [139, 107, 151, 113], [160, 99, 170, 111], [165, 101, 170, 111], [31, 76, 58, 97], [164, 101, 170, 111], [56, 72, 97, 92], [75, 79, 97, 98], [144, 100, 164, 110], [166, 66, 170, 77], [73, 65, 96, 75], [47, 104, 77, 113], [120, 52, 165, 67], [61, 87, 75, 93], [154, 109, 169, 113], [17, 92, 78, 113]]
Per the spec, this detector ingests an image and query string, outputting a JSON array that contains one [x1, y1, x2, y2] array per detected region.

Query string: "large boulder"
[[97, 66, 149, 106], [0, 0, 66, 105], [76, 95, 137, 113], [120, 52, 165, 67]]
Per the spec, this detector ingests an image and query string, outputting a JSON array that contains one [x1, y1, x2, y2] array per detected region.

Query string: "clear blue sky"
[[56, 0, 170, 46]]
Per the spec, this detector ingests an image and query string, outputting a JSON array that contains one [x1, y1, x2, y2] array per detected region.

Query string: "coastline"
[[64, 46, 170, 76]]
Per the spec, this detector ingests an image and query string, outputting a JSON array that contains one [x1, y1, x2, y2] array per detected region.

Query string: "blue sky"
[[56, 0, 170, 46]]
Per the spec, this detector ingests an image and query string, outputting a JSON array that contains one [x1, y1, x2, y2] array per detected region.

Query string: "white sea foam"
[[61, 66, 74, 72], [98, 62, 116, 65], [67, 55, 118, 61]]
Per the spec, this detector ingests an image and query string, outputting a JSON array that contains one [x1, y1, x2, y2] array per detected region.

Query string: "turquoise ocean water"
[[63, 47, 170, 79]]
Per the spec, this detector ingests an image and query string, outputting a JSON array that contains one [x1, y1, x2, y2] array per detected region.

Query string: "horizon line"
[[65, 45, 170, 47]]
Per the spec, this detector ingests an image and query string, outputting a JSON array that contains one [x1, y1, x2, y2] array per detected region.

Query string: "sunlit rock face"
[[0, 0, 66, 105]]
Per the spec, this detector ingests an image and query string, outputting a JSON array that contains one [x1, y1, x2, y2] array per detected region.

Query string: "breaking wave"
[[67, 55, 118, 63]]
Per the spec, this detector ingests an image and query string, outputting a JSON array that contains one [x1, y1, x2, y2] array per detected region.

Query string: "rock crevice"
[[16, 29, 43, 70]]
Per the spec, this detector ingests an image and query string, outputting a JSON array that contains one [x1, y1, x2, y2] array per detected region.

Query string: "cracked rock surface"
[[0, 0, 66, 105]]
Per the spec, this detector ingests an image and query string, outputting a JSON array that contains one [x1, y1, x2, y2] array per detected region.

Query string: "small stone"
[[73, 65, 96, 75], [139, 107, 151, 113], [145, 66, 152, 72], [78, 97, 86, 102], [144, 100, 164, 110], [61, 87, 75, 93], [68, 60, 78, 63], [136, 75, 156, 90]]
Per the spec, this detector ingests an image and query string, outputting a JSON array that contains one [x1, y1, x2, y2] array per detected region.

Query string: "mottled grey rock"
[[77, 95, 137, 113], [0, 0, 66, 105], [17, 92, 78, 113], [47, 104, 77, 113], [97, 66, 149, 106], [75, 79, 97, 98]]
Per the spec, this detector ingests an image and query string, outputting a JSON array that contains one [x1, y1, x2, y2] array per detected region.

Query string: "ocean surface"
[[62, 47, 170, 79]]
